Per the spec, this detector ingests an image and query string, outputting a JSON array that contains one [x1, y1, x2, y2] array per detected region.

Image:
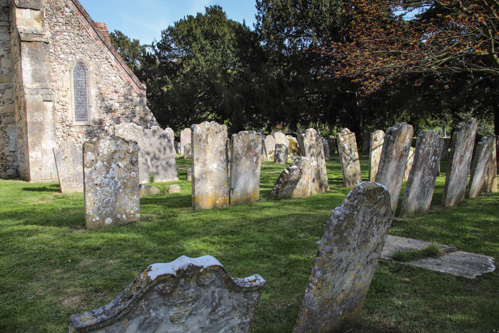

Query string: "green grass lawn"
[[0, 154, 497, 332]]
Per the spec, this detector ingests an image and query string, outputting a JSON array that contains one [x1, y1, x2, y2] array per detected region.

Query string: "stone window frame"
[[69, 59, 95, 126]]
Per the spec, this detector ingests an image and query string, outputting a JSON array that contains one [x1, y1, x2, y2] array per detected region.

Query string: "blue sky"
[[79, 0, 258, 45]]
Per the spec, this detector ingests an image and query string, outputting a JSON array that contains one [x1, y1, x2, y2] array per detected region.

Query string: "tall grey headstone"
[[369, 130, 385, 182], [192, 121, 229, 210], [442, 118, 478, 207], [230, 131, 263, 206], [336, 128, 362, 187], [294, 182, 393, 332], [375, 122, 414, 211], [69, 256, 265, 333], [274, 143, 288, 164], [270, 157, 311, 200], [83, 137, 140, 229], [180, 127, 192, 155], [299, 129, 329, 194], [53, 141, 83, 193], [400, 131, 443, 218], [468, 134, 497, 198]]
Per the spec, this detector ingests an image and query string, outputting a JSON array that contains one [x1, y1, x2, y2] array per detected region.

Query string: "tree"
[[109, 30, 145, 73]]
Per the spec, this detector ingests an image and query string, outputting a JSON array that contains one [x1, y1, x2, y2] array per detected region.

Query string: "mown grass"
[[0, 154, 497, 332]]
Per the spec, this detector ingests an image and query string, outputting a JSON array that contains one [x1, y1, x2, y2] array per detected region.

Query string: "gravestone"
[[400, 131, 443, 218], [192, 121, 229, 210], [327, 136, 337, 155], [139, 184, 161, 197], [369, 130, 385, 182], [299, 129, 329, 194], [375, 122, 414, 211], [442, 118, 478, 207], [274, 131, 288, 148], [403, 147, 416, 181], [230, 131, 263, 206], [184, 143, 192, 159], [336, 128, 362, 187], [69, 255, 265, 333], [270, 157, 311, 200], [167, 184, 181, 193], [468, 134, 497, 198], [322, 137, 330, 160], [174, 141, 181, 154], [264, 135, 276, 161], [180, 127, 192, 155], [84, 137, 140, 229], [186, 168, 192, 181], [274, 143, 288, 164], [53, 141, 83, 193], [294, 182, 393, 332], [288, 135, 300, 159]]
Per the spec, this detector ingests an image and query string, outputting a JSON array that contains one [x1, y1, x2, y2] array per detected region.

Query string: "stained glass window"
[[73, 62, 88, 122]]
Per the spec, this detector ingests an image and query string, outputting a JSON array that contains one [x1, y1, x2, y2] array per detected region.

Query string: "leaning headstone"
[[288, 135, 300, 158], [336, 128, 362, 187], [274, 144, 289, 164], [83, 137, 140, 229], [180, 127, 192, 155], [184, 143, 192, 159], [270, 157, 311, 200], [375, 122, 414, 211], [69, 255, 265, 333], [53, 141, 83, 193], [264, 135, 277, 161], [468, 134, 497, 198], [294, 182, 393, 332], [369, 130, 385, 182], [403, 147, 416, 181], [299, 129, 329, 194], [230, 131, 263, 206], [400, 131, 443, 218], [442, 118, 478, 207], [192, 121, 229, 210]]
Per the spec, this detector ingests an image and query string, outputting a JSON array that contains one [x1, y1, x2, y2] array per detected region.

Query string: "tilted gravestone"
[[180, 127, 192, 155], [400, 131, 443, 218], [442, 118, 478, 207], [403, 147, 416, 181], [369, 130, 385, 182], [375, 122, 414, 211], [468, 134, 497, 198], [274, 143, 288, 164], [299, 129, 329, 194], [192, 121, 229, 210], [294, 182, 393, 332], [83, 137, 140, 229], [264, 135, 277, 161], [230, 131, 263, 206], [336, 128, 362, 187], [53, 141, 83, 193], [69, 255, 265, 333], [270, 157, 311, 200]]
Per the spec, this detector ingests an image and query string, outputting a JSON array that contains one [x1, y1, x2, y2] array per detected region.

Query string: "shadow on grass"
[[22, 184, 60, 192]]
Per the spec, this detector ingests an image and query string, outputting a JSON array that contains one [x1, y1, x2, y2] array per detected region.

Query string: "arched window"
[[73, 62, 89, 123]]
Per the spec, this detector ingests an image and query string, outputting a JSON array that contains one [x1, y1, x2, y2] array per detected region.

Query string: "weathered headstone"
[[288, 135, 300, 158], [442, 118, 478, 207], [83, 137, 140, 229], [186, 168, 192, 181], [400, 131, 443, 218], [368, 130, 385, 182], [294, 182, 393, 332], [180, 127, 192, 155], [468, 134, 497, 198], [184, 143, 192, 159], [336, 128, 362, 187], [375, 122, 414, 211], [274, 143, 288, 164], [322, 137, 330, 160], [230, 131, 263, 206], [327, 136, 337, 155], [69, 255, 265, 333], [192, 121, 229, 210], [53, 141, 83, 193], [174, 141, 181, 154], [264, 135, 276, 161], [403, 147, 416, 181], [168, 184, 181, 193], [270, 157, 311, 200], [299, 129, 329, 194], [139, 184, 161, 197], [274, 131, 288, 148]]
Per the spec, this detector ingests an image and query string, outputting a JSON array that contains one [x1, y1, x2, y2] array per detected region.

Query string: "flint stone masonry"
[[69, 255, 265, 333], [336, 128, 362, 187], [400, 131, 443, 218], [468, 134, 497, 198], [294, 182, 393, 332], [270, 157, 311, 200], [84, 136, 140, 229], [299, 129, 329, 194], [180, 127, 191, 154], [230, 131, 262, 206], [375, 122, 415, 211], [53, 141, 83, 193], [192, 121, 229, 210], [369, 130, 385, 182], [442, 118, 478, 207], [274, 143, 288, 164], [264, 135, 276, 161]]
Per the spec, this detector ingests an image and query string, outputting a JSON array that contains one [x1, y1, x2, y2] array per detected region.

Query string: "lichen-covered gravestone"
[[336, 128, 362, 187], [230, 131, 263, 206], [468, 134, 497, 198], [299, 129, 329, 194], [375, 122, 414, 211], [270, 157, 311, 200], [400, 131, 443, 217], [442, 118, 478, 207], [288, 135, 301, 158], [192, 121, 229, 210], [274, 143, 288, 164], [83, 137, 140, 229], [180, 127, 192, 155], [294, 182, 393, 332], [69, 255, 265, 333], [264, 135, 277, 161], [53, 141, 83, 193], [369, 130, 385, 182]]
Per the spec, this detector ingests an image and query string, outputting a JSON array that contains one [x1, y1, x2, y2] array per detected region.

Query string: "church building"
[[0, 0, 158, 181]]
